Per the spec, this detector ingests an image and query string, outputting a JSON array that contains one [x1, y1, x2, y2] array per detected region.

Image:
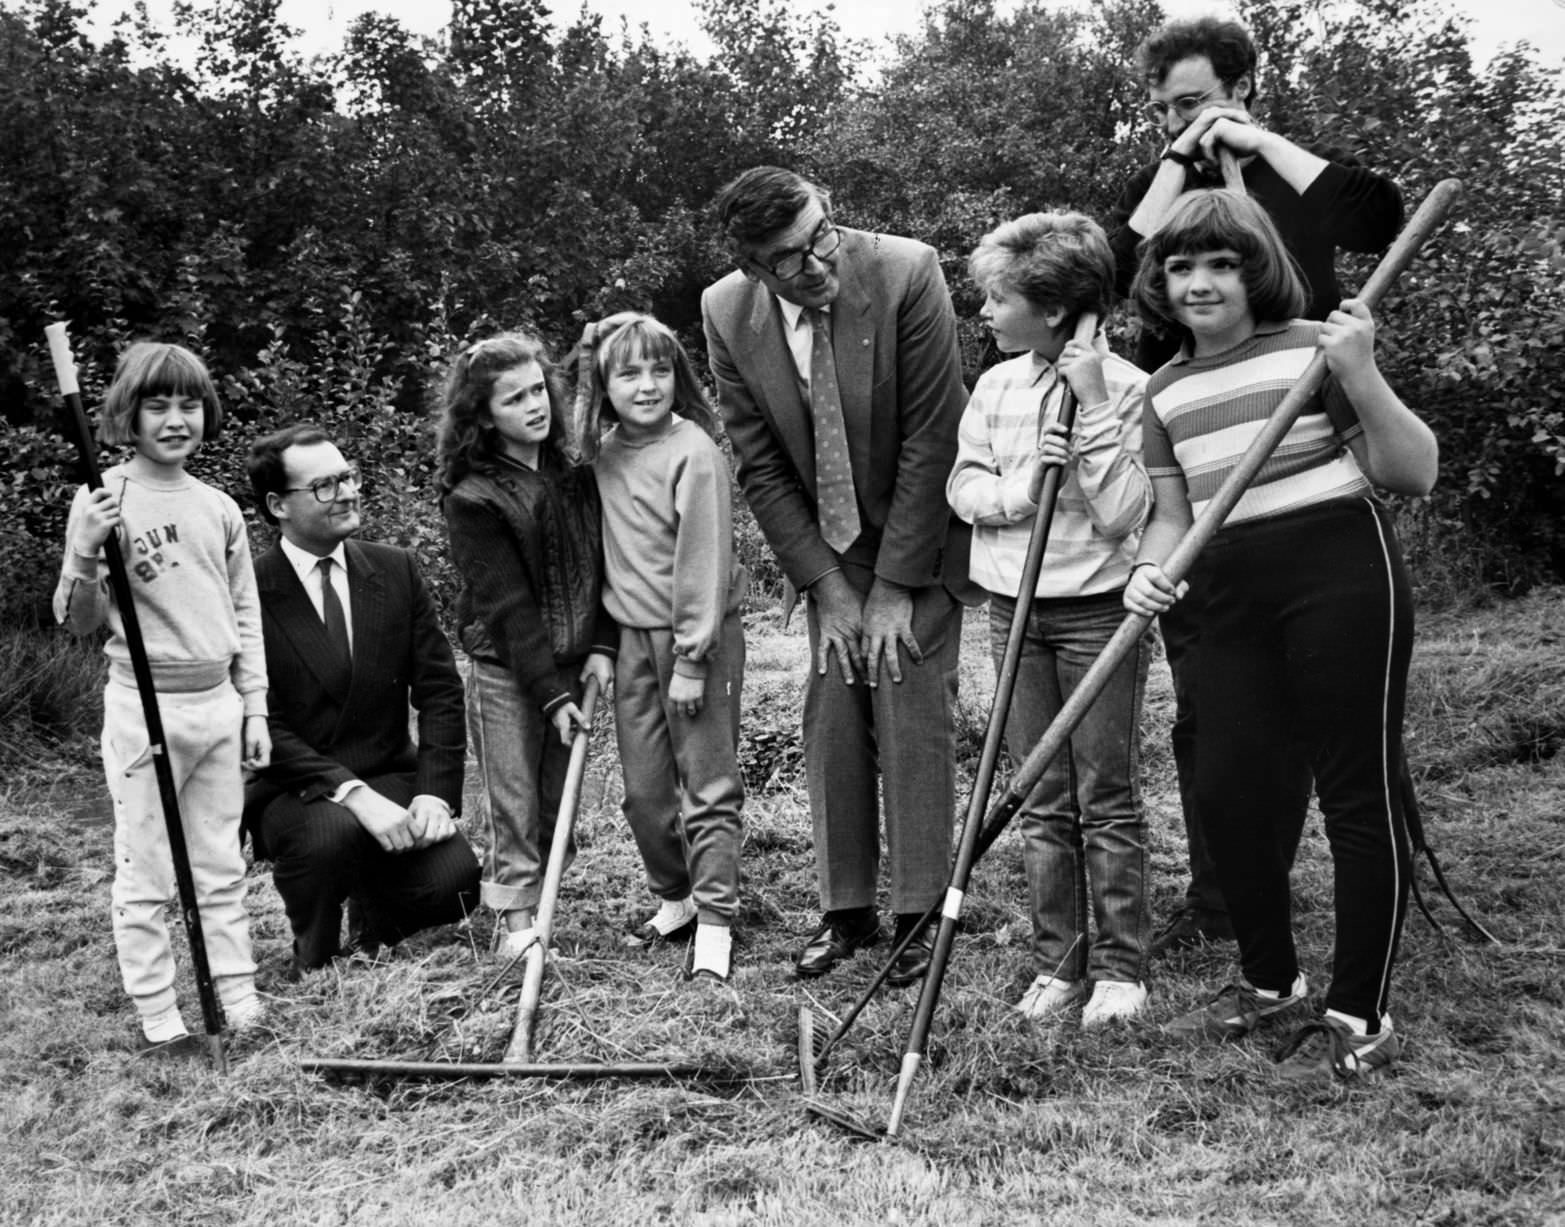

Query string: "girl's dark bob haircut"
[[99, 342, 223, 446], [435, 331, 575, 500], [1132, 189, 1308, 342]]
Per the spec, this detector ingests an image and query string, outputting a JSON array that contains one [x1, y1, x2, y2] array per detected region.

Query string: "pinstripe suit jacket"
[[245, 538, 466, 821]]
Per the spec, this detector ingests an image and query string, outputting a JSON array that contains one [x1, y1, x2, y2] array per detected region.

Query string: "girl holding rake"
[[437, 333, 617, 960], [55, 341, 270, 1055], [1124, 189, 1437, 1082]]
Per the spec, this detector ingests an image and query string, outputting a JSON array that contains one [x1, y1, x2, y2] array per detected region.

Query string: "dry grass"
[[2, 593, 1563, 1225]]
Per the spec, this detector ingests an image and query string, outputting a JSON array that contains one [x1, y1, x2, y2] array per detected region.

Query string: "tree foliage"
[[0, 0, 1559, 626]]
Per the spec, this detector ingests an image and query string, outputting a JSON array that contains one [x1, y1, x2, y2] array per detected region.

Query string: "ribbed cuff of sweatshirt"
[[672, 653, 710, 681]]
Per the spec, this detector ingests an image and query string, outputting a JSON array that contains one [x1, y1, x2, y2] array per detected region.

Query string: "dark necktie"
[[807, 309, 861, 553], [317, 557, 352, 680]]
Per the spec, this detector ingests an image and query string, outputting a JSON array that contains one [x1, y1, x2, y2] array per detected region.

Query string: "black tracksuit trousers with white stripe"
[[1197, 496, 1413, 1025]]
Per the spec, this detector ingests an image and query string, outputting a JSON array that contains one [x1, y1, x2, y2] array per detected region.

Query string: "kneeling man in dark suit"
[[244, 423, 479, 972]]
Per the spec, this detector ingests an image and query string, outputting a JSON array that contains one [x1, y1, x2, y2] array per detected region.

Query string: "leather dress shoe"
[[794, 913, 880, 978], [886, 919, 935, 987], [1149, 905, 1235, 958]]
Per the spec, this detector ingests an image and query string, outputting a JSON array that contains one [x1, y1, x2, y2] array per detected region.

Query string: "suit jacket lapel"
[[260, 544, 353, 705], [746, 286, 817, 491], [343, 539, 387, 711]]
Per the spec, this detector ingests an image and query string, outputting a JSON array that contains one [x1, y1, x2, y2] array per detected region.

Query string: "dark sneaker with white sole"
[[1165, 973, 1309, 1040], [1274, 1016, 1401, 1083]]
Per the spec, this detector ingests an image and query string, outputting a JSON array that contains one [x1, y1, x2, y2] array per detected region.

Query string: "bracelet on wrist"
[[1161, 148, 1198, 168]]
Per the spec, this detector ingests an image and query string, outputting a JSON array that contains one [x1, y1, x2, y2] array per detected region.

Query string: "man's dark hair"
[[713, 166, 832, 248], [247, 422, 333, 525], [1136, 17, 1258, 106]]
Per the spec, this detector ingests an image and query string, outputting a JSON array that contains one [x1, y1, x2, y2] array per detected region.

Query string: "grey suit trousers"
[[803, 565, 960, 914]]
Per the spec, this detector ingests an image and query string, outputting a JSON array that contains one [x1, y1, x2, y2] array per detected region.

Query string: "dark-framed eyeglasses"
[[753, 220, 842, 281], [284, 464, 362, 503], [1143, 82, 1230, 124]]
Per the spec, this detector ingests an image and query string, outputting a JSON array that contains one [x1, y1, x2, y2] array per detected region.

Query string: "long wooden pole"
[[302, 1057, 709, 1080], [885, 177, 1465, 1138], [504, 674, 601, 1063], [45, 323, 229, 1072], [804, 314, 1101, 1073]]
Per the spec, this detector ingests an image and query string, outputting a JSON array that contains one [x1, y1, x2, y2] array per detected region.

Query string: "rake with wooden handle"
[[504, 674, 601, 1063]]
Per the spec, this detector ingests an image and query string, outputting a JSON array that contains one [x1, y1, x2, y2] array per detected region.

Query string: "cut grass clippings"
[[1, 594, 1563, 1225]]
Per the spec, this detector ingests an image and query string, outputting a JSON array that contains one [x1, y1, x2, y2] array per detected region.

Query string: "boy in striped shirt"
[[946, 211, 1154, 1027]]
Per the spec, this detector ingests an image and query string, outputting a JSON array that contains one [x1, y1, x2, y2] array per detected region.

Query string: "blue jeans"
[[467, 658, 579, 914], [990, 589, 1149, 984]]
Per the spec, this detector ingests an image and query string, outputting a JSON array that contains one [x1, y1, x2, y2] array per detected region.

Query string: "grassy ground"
[[1, 591, 1562, 1226]]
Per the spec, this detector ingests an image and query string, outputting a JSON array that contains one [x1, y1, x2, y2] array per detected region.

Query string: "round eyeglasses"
[[1143, 82, 1231, 125], [756, 221, 842, 281], [284, 464, 362, 503]]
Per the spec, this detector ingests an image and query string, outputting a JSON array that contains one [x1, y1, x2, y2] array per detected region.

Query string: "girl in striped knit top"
[[1124, 189, 1437, 1083]]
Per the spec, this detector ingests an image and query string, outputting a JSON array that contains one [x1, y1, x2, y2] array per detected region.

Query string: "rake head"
[[796, 1005, 885, 1142]]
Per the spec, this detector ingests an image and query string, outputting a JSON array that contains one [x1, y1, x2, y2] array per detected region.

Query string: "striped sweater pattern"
[[1143, 320, 1370, 525]]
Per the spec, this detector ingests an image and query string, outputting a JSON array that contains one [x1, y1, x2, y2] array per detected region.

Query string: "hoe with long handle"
[[798, 312, 1100, 1112], [505, 674, 601, 1063], [882, 176, 1465, 1139], [46, 323, 229, 1073]]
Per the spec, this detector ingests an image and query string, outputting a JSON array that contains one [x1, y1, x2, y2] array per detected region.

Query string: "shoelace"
[[1277, 1020, 1358, 1079]]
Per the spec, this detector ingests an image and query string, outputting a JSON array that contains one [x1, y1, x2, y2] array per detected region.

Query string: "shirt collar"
[[774, 295, 828, 332], [280, 535, 348, 584], [1167, 318, 1291, 365], [1025, 350, 1060, 386]]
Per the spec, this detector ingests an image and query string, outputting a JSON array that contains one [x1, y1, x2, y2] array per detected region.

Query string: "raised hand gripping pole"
[[46, 322, 229, 1073], [883, 178, 1465, 1138], [505, 674, 601, 1063]]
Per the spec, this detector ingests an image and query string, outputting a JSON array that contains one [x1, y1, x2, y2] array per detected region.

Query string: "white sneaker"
[[688, 922, 733, 982], [625, 896, 698, 948], [496, 927, 538, 959], [1081, 979, 1149, 1028], [1015, 974, 1087, 1019]]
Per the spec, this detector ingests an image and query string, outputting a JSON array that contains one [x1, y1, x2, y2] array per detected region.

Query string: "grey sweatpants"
[[614, 612, 745, 924]]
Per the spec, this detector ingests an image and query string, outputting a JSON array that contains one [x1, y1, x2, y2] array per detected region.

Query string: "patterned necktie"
[[317, 557, 352, 680], [807, 309, 862, 553]]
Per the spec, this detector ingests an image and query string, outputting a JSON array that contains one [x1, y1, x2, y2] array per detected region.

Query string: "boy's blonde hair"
[[99, 342, 223, 446], [968, 211, 1115, 325]]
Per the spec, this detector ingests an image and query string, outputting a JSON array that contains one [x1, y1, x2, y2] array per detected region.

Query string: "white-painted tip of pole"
[[45, 322, 80, 396], [941, 888, 965, 920]]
